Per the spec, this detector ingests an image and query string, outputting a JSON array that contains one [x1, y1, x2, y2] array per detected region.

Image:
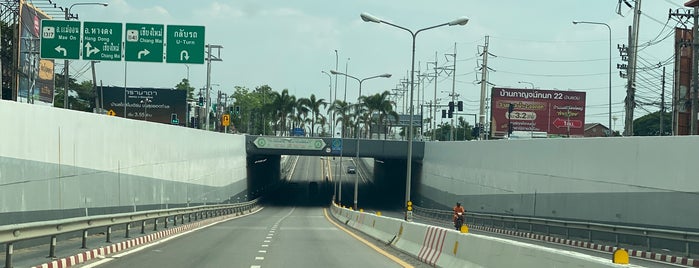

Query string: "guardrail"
[[413, 205, 699, 258], [1, 199, 258, 268]]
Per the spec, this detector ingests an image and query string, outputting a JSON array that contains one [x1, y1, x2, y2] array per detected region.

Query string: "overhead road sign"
[[253, 137, 327, 150], [40, 20, 81, 60], [125, 23, 164, 62], [82, 21, 122, 61], [166, 25, 205, 64]]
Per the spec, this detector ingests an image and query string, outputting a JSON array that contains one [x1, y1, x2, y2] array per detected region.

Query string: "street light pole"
[[330, 70, 391, 210], [322, 71, 332, 135], [573, 21, 612, 136], [361, 12, 468, 221], [63, 2, 108, 110]]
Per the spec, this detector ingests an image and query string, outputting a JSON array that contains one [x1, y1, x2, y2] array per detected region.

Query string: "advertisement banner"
[[18, 1, 54, 103], [98, 86, 186, 126], [490, 87, 586, 137]]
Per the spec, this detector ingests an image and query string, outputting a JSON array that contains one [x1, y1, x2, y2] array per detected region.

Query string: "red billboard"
[[490, 87, 586, 137]]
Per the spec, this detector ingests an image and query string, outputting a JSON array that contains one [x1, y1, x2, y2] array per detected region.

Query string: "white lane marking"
[[255, 257, 264, 260], [263, 240, 271, 243], [266, 236, 272, 239], [80, 207, 265, 268], [251, 266, 261, 268], [261, 244, 269, 247], [258, 250, 267, 253]]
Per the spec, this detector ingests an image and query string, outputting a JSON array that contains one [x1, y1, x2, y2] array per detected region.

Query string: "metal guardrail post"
[[164, 217, 169, 229], [173, 215, 178, 227], [646, 236, 651, 251], [81, 230, 88, 249], [106, 226, 112, 243], [48, 235, 57, 258], [686, 241, 691, 258], [5, 242, 13, 268], [141, 220, 146, 234], [153, 218, 158, 231], [125, 223, 130, 238]]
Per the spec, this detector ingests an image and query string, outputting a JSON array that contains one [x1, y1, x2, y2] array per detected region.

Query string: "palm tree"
[[270, 89, 296, 136], [363, 91, 398, 139], [329, 100, 352, 137], [293, 98, 310, 133], [299, 94, 326, 137]]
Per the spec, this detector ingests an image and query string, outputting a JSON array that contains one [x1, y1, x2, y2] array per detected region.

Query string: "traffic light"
[[198, 96, 204, 106], [457, 101, 463, 111], [235, 106, 240, 115], [441, 109, 447, 118], [448, 101, 454, 112]]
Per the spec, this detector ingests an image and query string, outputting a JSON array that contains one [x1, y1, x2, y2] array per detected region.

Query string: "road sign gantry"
[[125, 23, 164, 62], [40, 20, 81, 60], [82, 21, 122, 61]]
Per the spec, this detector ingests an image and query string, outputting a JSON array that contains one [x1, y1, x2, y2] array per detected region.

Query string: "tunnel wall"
[[0, 101, 247, 223], [418, 137, 699, 230]]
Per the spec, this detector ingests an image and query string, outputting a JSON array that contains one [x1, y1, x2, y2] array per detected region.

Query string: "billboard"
[[674, 27, 693, 135], [98, 86, 186, 126], [18, 1, 54, 103], [490, 87, 587, 137]]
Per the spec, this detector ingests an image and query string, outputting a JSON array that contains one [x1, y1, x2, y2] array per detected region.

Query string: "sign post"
[[166, 25, 205, 64], [82, 22, 122, 61], [125, 23, 164, 62], [40, 20, 81, 59]]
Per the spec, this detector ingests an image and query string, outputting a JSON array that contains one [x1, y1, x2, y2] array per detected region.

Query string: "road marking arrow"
[[180, 50, 189, 61], [137, 49, 150, 59], [54, 45, 66, 56], [84, 42, 100, 57]]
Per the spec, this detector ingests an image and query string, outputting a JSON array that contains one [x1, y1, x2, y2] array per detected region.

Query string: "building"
[[584, 123, 610, 137]]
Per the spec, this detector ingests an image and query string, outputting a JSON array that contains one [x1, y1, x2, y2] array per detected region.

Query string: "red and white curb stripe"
[[471, 225, 699, 267], [33, 211, 251, 268], [417, 226, 447, 266]]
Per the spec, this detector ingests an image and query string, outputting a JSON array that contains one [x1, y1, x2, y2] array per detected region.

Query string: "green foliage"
[[174, 78, 195, 100], [632, 111, 671, 136]]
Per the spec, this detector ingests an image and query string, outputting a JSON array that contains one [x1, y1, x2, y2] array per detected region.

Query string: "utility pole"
[[624, 0, 642, 136], [661, 66, 666, 136], [430, 51, 438, 141], [205, 44, 223, 131], [448, 43, 457, 141], [478, 36, 491, 140], [91, 61, 98, 110], [692, 5, 699, 135]]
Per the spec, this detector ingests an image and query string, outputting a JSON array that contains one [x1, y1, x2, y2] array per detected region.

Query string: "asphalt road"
[[78, 207, 408, 268]]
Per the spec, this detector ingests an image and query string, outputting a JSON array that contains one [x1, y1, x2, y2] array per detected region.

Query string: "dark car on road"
[[347, 166, 356, 174]]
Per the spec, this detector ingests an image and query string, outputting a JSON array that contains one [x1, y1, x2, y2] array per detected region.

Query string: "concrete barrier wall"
[[420, 137, 699, 229], [0, 101, 247, 215], [330, 205, 633, 267]]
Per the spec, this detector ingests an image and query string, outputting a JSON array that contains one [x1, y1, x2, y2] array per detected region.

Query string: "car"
[[346, 166, 356, 174]]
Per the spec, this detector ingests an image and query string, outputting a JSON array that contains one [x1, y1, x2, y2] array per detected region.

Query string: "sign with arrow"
[[552, 118, 583, 129], [40, 20, 80, 60], [83, 22, 122, 61], [166, 25, 205, 64], [253, 137, 327, 150], [125, 23, 164, 62]]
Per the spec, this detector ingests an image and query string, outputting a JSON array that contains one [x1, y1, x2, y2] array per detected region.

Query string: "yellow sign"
[[107, 110, 116, 116], [222, 114, 230, 126]]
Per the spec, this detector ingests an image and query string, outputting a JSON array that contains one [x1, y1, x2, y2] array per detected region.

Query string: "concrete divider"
[[330, 205, 639, 267]]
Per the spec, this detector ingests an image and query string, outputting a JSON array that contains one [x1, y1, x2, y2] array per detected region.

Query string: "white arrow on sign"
[[180, 50, 189, 61], [54, 45, 66, 56], [137, 49, 150, 59], [84, 42, 100, 57]]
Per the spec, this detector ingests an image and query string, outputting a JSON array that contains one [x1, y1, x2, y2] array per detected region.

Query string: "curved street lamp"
[[573, 20, 612, 136], [518, 81, 535, 89], [330, 70, 391, 210], [63, 2, 108, 110], [360, 12, 468, 221]]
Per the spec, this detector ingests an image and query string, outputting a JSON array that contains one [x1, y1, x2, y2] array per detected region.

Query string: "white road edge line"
[[80, 207, 264, 268]]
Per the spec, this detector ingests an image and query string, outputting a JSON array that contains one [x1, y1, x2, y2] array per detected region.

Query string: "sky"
[[50, 0, 687, 133]]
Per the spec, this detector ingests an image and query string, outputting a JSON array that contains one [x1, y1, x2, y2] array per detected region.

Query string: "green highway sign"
[[82, 22, 122, 61], [166, 25, 205, 64], [40, 20, 81, 60], [253, 137, 327, 150], [125, 23, 164, 62]]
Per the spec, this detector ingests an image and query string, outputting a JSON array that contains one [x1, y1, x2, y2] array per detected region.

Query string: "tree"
[[1, 21, 13, 100], [299, 94, 326, 137], [633, 111, 671, 136], [329, 100, 352, 137], [174, 78, 195, 100], [270, 89, 296, 136], [364, 91, 398, 139]]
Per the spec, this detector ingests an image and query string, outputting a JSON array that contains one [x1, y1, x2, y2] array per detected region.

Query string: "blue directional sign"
[[331, 138, 342, 155]]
